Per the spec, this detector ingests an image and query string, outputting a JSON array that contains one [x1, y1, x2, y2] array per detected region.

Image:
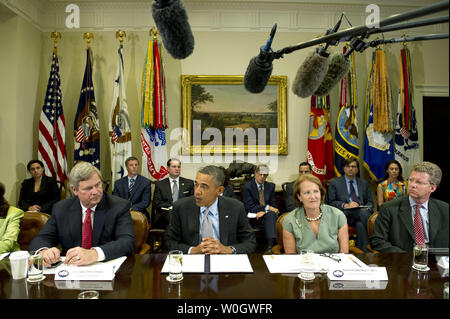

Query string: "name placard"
[[327, 267, 388, 281], [54, 263, 115, 281]]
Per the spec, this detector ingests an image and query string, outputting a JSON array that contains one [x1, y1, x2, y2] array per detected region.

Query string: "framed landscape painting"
[[181, 75, 287, 155]]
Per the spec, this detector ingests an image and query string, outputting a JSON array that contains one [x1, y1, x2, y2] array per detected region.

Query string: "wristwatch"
[[230, 246, 237, 254]]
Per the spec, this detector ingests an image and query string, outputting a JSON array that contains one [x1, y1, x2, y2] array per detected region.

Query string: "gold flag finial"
[[116, 30, 127, 44], [51, 31, 62, 47], [83, 32, 94, 46], [150, 27, 159, 41]]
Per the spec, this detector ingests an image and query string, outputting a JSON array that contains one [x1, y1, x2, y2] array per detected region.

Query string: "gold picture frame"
[[181, 75, 287, 155]]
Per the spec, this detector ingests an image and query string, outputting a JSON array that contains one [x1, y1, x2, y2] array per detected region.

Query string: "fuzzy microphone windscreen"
[[152, 0, 194, 59], [314, 53, 350, 96], [291, 51, 330, 98], [244, 57, 273, 93]]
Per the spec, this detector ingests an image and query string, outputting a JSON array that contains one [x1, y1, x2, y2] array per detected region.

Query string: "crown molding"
[[1, 0, 448, 34]]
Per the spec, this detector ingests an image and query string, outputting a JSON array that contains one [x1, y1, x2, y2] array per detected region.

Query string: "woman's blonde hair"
[[292, 174, 325, 207]]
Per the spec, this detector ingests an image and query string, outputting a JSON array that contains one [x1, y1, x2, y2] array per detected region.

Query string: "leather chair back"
[[130, 210, 150, 254], [271, 213, 287, 254], [18, 212, 50, 251]]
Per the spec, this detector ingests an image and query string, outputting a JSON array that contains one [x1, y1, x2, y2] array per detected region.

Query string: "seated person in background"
[[219, 166, 236, 199], [152, 158, 194, 229], [283, 174, 349, 254], [29, 161, 135, 266], [166, 165, 256, 254], [113, 156, 151, 221], [0, 183, 24, 254], [377, 159, 407, 208], [327, 157, 373, 252], [285, 162, 312, 213], [242, 164, 279, 253], [370, 161, 449, 252], [18, 160, 60, 214]]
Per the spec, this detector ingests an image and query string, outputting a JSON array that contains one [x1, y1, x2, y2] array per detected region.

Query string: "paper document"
[[247, 213, 256, 218], [210, 254, 253, 273], [263, 254, 368, 273], [161, 254, 205, 273], [327, 267, 388, 281]]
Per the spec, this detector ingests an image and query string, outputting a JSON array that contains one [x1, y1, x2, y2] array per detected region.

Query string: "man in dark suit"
[[285, 162, 312, 213], [371, 161, 449, 252], [152, 158, 194, 229], [30, 161, 135, 267], [112, 156, 151, 221], [327, 157, 373, 252], [166, 165, 256, 254], [242, 164, 279, 253]]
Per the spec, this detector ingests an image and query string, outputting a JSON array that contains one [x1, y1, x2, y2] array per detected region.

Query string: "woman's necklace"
[[305, 210, 322, 222]]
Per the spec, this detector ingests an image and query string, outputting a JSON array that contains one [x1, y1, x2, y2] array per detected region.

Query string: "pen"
[[349, 256, 362, 268]]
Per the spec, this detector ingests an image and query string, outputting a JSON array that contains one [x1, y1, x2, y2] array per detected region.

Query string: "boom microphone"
[[152, 0, 194, 59], [314, 53, 350, 96], [244, 24, 277, 93], [291, 15, 344, 98]]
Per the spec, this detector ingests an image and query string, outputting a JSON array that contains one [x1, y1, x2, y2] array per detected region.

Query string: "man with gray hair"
[[371, 161, 449, 252], [30, 161, 135, 266], [166, 165, 256, 254]]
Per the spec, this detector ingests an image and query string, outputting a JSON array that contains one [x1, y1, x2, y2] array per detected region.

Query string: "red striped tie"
[[413, 204, 425, 246], [82, 208, 93, 249]]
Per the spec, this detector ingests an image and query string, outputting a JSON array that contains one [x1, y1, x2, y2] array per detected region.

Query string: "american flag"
[[111, 125, 122, 143], [400, 126, 411, 139], [38, 49, 68, 182]]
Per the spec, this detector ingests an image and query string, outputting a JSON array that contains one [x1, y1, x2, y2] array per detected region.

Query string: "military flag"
[[109, 44, 132, 184], [394, 46, 420, 176], [334, 49, 359, 177], [140, 34, 168, 181], [74, 47, 100, 168], [38, 47, 68, 182], [363, 49, 395, 181], [307, 95, 334, 185]]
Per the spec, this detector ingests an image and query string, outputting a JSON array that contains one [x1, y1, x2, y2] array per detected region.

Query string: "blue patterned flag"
[[109, 44, 132, 184], [74, 48, 100, 168], [38, 48, 68, 182], [363, 50, 394, 180], [334, 49, 359, 177]]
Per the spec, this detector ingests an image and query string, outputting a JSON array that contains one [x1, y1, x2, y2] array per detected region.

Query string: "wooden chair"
[[271, 213, 287, 254], [18, 212, 50, 251], [366, 211, 379, 253], [130, 210, 151, 254]]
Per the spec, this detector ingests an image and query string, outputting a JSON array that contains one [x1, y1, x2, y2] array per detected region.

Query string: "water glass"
[[412, 244, 429, 271], [78, 291, 99, 299], [299, 250, 315, 281], [27, 254, 44, 282], [168, 250, 183, 282]]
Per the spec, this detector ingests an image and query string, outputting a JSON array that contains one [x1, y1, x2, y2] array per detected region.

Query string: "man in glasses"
[[371, 161, 448, 252], [327, 157, 374, 252]]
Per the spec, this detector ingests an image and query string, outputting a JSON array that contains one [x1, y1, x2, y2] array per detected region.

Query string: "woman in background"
[[18, 160, 60, 214], [282, 174, 349, 254], [0, 182, 24, 254], [377, 160, 407, 208]]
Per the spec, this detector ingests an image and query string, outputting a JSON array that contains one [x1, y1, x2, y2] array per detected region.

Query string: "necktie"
[[259, 184, 265, 206], [82, 208, 93, 249], [201, 208, 213, 239], [414, 204, 425, 245], [128, 178, 135, 199], [172, 180, 179, 202], [349, 180, 359, 204]]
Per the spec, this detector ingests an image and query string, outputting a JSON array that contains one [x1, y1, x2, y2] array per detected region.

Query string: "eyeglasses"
[[346, 165, 358, 169], [320, 253, 341, 263], [407, 178, 432, 186]]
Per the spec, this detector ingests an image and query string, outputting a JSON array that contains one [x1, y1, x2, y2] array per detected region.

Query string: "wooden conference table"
[[0, 253, 447, 299]]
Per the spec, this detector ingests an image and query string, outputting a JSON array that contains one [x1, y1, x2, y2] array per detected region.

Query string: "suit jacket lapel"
[[218, 197, 229, 245], [399, 198, 415, 241], [164, 179, 173, 201], [69, 198, 83, 247], [428, 199, 440, 244], [341, 177, 349, 199], [190, 201, 200, 244], [92, 194, 107, 246]]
